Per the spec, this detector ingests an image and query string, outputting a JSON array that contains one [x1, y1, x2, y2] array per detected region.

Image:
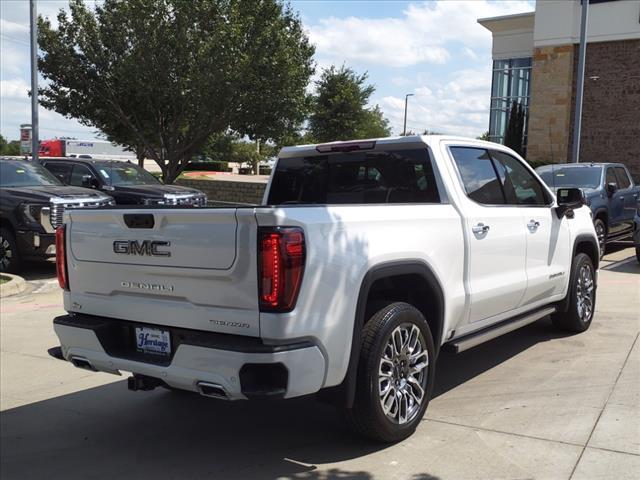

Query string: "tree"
[[504, 102, 525, 155], [37, 0, 314, 183], [476, 131, 490, 141], [0, 135, 20, 155], [308, 65, 391, 143]]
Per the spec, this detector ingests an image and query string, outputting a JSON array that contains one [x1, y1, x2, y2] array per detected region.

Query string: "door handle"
[[472, 223, 490, 234], [527, 220, 540, 231]]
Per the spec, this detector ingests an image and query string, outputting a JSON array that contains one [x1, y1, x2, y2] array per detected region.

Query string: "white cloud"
[[378, 67, 493, 137], [307, 0, 533, 68], [1, 78, 29, 99]]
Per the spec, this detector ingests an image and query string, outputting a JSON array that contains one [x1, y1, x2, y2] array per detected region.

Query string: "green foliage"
[[37, 0, 314, 183], [203, 132, 265, 174], [476, 131, 490, 141], [504, 102, 525, 155], [308, 65, 391, 143], [0, 135, 21, 155]]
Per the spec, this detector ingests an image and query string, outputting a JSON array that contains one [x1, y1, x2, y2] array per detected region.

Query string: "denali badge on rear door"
[[113, 240, 171, 257]]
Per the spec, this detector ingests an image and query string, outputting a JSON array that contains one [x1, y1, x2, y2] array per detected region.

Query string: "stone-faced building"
[[479, 0, 640, 181]]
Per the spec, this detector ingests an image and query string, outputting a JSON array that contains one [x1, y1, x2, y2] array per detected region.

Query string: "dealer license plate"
[[135, 327, 171, 356]]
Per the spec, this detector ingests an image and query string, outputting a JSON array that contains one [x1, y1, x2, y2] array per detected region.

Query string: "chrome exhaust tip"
[[69, 356, 96, 371], [196, 382, 228, 399]]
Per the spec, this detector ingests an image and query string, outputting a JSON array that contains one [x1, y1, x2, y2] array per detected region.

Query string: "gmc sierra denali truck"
[[50, 135, 599, 442], [0, 158, 114, 272]]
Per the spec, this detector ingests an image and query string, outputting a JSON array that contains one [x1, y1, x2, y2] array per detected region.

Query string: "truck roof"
[[278, 134, 502, 158]]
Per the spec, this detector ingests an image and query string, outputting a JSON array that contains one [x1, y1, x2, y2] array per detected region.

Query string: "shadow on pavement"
[[17, 260, 57, 282], [0, 319, 574, 479]]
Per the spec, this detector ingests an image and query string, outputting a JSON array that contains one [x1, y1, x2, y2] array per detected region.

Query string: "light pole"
[[29, 0, 39, 162], [571, 0, 589, 163], [403, 93, 414, 136]]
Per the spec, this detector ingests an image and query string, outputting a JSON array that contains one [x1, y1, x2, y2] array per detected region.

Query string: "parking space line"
[[568, 333, 640, 479]]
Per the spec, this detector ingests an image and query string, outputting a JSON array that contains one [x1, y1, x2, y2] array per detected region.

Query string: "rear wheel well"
[[365, 274, 443, 353]]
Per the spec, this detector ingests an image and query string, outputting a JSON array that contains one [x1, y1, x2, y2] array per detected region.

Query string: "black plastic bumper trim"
[[53, 313, 313, 367]]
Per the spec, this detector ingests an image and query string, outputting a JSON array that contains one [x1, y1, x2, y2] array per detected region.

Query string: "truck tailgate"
[[64, 208, 260, 336]]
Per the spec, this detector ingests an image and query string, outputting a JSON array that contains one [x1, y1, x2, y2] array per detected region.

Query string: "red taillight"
[[55, 226, 69, 290], [258, 227, 305, 312]]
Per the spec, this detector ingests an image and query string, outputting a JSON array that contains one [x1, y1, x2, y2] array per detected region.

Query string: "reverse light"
[[258, 227, 305, 312], [55, 225, 69, 290]]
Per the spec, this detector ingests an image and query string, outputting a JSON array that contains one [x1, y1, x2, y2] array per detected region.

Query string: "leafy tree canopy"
[[37, 0, 315, 183], [308, 65, 390, 143], [0, 135, 21, 156]]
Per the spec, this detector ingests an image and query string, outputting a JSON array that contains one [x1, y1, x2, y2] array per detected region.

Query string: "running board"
[[451, 306, 556, 353]]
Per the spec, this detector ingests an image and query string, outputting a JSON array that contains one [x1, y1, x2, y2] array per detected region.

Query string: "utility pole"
[[29, 0, 39, 162], [403, 93, 414, 136], [571, 0, 589, 163]]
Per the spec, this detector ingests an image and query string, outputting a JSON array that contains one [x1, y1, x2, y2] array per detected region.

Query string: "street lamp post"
[[403, 93, 414, 136], [29, 0, 39, 162]]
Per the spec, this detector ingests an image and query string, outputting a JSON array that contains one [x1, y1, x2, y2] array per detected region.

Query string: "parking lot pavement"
[[1, 246, 638, 480]]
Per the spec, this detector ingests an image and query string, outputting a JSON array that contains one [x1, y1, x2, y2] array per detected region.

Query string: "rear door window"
[[267, 148, 441, 205]]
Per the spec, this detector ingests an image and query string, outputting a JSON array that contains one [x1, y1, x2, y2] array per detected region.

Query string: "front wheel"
[[593, 219, 606, 260], [0, 227, 21, 273], [552, 253, 596, 333], [345, 302, 436, 442]]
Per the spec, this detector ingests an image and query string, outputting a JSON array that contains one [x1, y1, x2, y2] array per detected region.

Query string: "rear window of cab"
[[267, 149, 441, 205]]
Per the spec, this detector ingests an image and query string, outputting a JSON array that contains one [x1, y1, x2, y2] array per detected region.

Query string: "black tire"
[[0, 227, 21, 273], [593, 218, 606, 260], [636, 247, 640, 264], [552, 253, 596, 333], [345, 302, 436, 443]]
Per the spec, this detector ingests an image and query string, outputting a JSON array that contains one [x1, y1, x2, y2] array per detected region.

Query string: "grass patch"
[[0, 275, 10, 285]]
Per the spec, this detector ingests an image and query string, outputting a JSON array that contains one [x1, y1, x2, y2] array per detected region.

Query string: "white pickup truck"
[[50, 135, 599, 442]]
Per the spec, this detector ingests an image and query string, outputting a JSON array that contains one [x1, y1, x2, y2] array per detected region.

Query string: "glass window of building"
[[489, 58, 532, 152]]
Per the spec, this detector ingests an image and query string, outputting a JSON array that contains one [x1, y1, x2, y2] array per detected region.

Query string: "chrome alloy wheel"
[[595, 222, 606, 257], [576, 264, 595, 323], [378, 323, 429, 424], [0, 235, 12, 271]]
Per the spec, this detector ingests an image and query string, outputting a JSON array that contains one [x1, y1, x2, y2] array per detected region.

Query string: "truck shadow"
[[0, 319, 568, 480]]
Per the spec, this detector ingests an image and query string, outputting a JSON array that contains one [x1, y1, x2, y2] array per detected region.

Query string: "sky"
[[0, 0, 534, 143]]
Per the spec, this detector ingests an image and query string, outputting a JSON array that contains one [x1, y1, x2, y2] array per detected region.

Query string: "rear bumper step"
[[451, 306, 556, 353]]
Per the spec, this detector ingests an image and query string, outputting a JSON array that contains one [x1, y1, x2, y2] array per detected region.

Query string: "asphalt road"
[[1, 243, 638, 480]]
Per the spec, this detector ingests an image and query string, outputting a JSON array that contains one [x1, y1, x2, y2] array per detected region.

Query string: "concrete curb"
[[0, 273, 28, 298]]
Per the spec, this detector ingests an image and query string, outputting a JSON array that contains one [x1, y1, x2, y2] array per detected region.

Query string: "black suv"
[[41, 158, 207, 206], [0, 158, 114, 272]]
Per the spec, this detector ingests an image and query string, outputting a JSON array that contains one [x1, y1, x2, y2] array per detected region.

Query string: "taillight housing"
[[55, 225, 69, 290], [258, 227, 305, 312]]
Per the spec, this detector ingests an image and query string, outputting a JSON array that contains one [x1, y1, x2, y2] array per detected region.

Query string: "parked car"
[[41, 158, 207, 206], [536, 163, 639, 257], [49, 136, 598, 442], [0, 158, 114, 272]]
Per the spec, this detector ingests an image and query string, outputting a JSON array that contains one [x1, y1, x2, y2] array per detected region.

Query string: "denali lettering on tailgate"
[[113, 240, 171, 257]]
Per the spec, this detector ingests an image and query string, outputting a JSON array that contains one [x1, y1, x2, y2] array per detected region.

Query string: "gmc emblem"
[[113, 240, 171, 257]]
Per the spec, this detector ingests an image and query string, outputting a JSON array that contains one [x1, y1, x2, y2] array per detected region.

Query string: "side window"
[[615, 167, 631, 189], [450, 147, 505, 205], [69, 164, 97, 188], [605, 168, 618, 188], [490, 150, 551, 206], [45, 163, 72, 184]]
